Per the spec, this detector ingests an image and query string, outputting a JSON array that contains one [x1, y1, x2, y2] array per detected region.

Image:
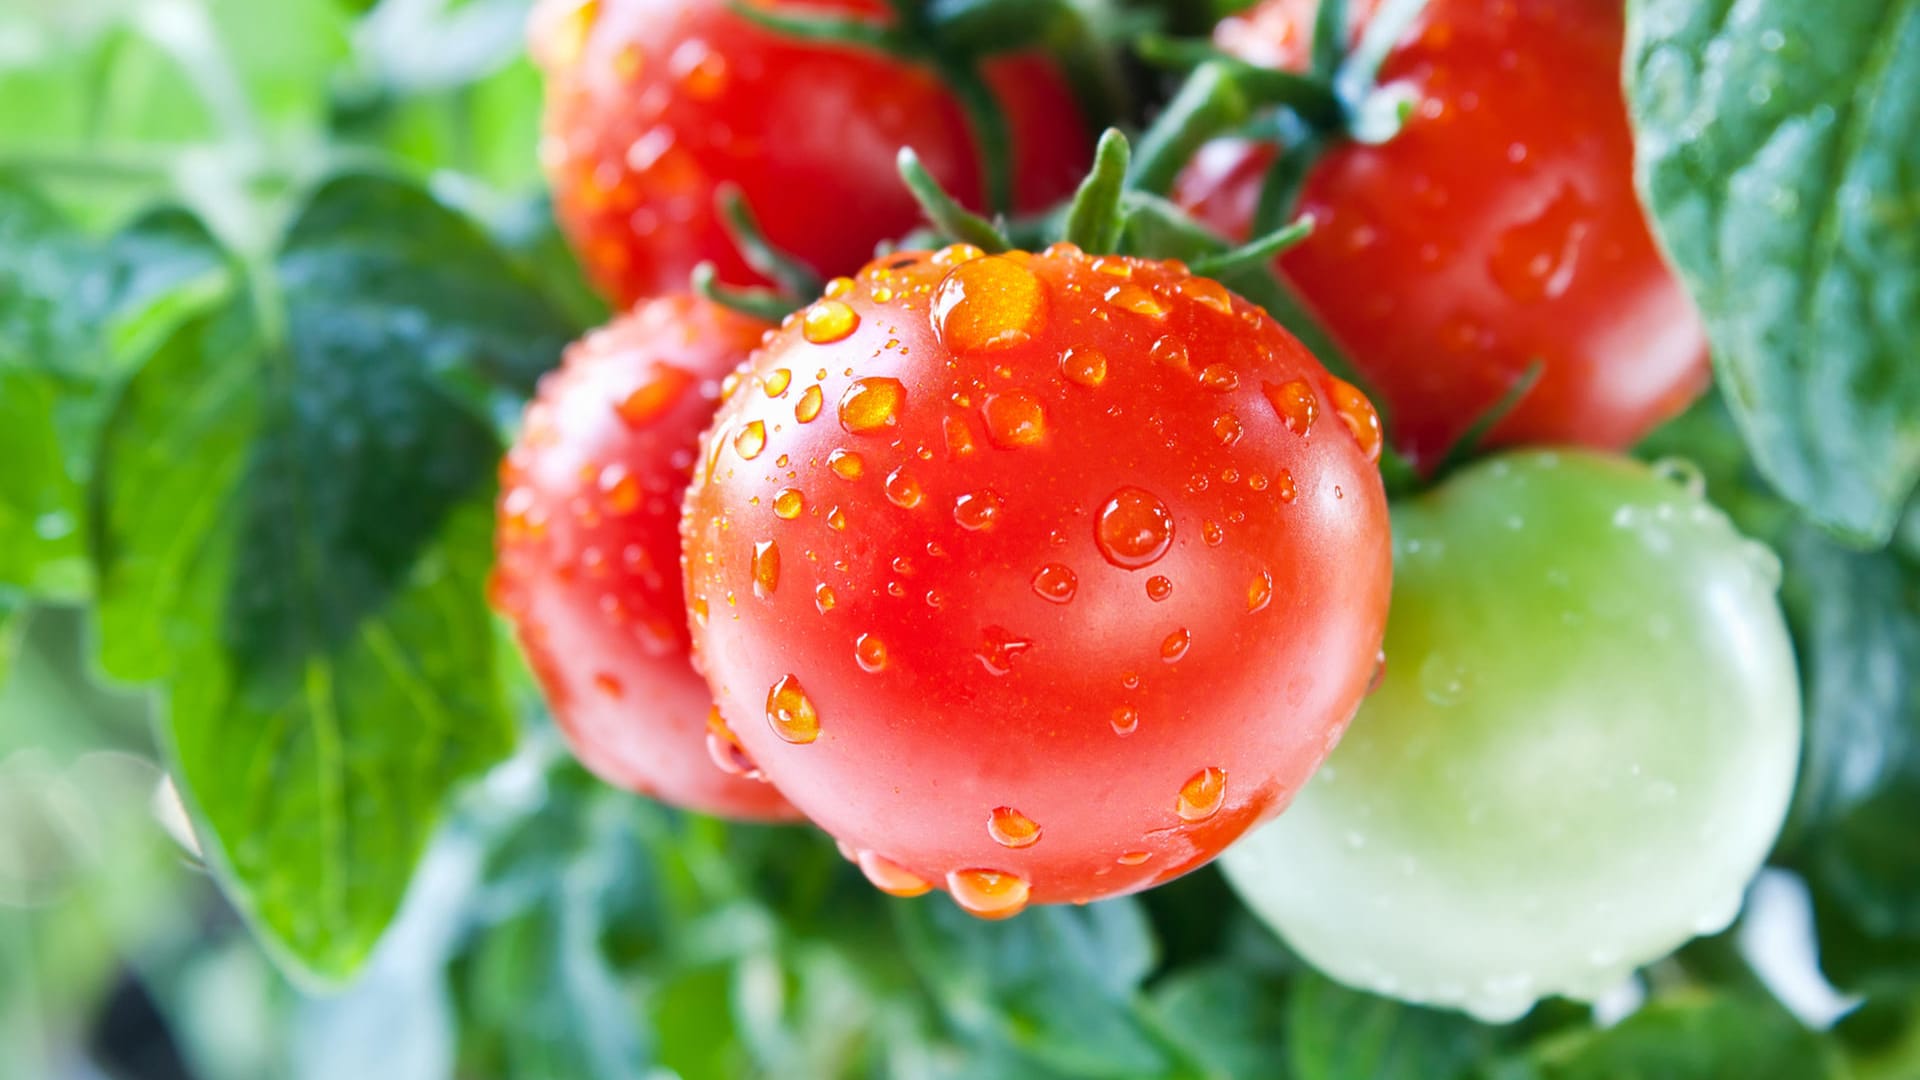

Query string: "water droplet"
[[946, 868, 1030, 919], [954, 490, 1003, 531], [988, 807, 1042, 848], [615, 364, 694, 427], [932, 255, 1047, 353], [976, 626, 1033, 675], [1488, 182, 1592, 303], [1160, 628, 1191, 662], [766, 675, 819, 743], [814, 583, 836, 613], [1212, 413, 1244, 446], [1650, 457, 1707, 499], [1176, 767, 1227, 822], [942, 414, 977, 458], [598, 463, 641, 514], [593, 672, 623, 698], [1275, 470, 1297, 503], [795, 384, 824, 423], [1263, 379, 1318, 434], [752, 540, 780, 598], [773, 488, 804, 519], [1199, 364, 1239, 392], [670, 37, 729, 99], [855, 633, 888, 673], [803, 299, 860, 344], [1095, 488, 1175, 569], [734, 420, 767, 460], [1031, 563, 1077, 603], [826, 505, 848, 531], [1061, 346, 1107, 387], [1327, 378, 1383, 463], [1419, 653, 1469, 706], [884, 466, 924, 509], [981, 391, 1047, 449], [827, 448, 864, 479], [1180, 277, 1233, 314], [1110, 705, 1139, 736], [859, 851, 931, 897], [763, 368, 792, 397], [839, 377, 905, 434], [1146, 576, 1173, 602], [1105, 283, 1168, 319], [705, 708, 764, 779], [1117, 850, 1152, 866], [1248, 570, 1273, 612], [1150, 335, 1190, 374]]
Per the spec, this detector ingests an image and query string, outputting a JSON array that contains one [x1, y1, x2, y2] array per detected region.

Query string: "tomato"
[[530, 0, 1094, 307], [1220, 451, 1800, 1020], [493, 296, 798, 821], [680, 245, 1392, 915], [1175, 0, 1709, 469]]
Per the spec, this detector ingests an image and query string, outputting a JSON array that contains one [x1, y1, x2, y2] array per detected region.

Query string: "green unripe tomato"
[[1221, 450, 1800, 1021]]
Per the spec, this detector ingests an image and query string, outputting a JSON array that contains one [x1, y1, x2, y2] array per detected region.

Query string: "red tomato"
[[494, 296, 799, 821], [531, 0, 1093, 306], [680, 246, 1392, 915], [1176, 0, 1709, 468]]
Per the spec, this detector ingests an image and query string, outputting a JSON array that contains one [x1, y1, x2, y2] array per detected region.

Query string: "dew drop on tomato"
[[1095, 487, 1175, 569], [766, 674, 819, 743], [988, 807, 1043, 849], [946, 868, 1032, 919], [1177, 766, 1228, 822]]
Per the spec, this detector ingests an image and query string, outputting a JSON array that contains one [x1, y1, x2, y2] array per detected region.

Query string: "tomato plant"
[[681, 243, 1392, 915], [532, 0, 1094, 305], [1176, 0, 1710, 468], [493, 295, 798, 820], [5, 0, 1920, 1075], [1222, 451, 1801, 1020]]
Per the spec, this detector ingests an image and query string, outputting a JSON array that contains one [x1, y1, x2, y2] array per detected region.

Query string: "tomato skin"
[[680, 247, 1392, 911], [1221, 451, 1799, 1021], [494, 296, 799, 821], [531, 0, 1093, 307], [1176, 0, 1709, 469]]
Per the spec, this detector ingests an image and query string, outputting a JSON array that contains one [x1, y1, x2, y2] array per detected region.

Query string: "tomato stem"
[[1427, 360, 1546, 483], [1189, 214, 1314, 277], [896, 147, 1012, 253], [1310, 0, 1351, 79], [714, 185, 823, 302], [1062, 128, 1131, 254], [692, 262, 800, 325], [723, 2, 904, 52]]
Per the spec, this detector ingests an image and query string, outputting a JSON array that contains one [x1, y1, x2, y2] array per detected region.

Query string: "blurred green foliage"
[[0, 1, 1916, 1078]]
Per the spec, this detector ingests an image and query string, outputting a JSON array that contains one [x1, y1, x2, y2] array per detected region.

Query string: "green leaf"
[[93, 173, 573, 981], [0, 369, 86, 598], [1625, 0, 1920, 544], [1777, 527, 1920, 991], [1490, 993, 1844, 1080], [1150, 964, 1292, 1079], [1287, 971, 1491, 1080], [894, 898, 1175, 1078]]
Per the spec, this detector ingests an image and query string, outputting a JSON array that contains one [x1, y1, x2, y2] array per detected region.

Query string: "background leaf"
[[1626, 0, 1920, 544], [92, 172, 573, 980], [1489, 993, 1842, 1080]]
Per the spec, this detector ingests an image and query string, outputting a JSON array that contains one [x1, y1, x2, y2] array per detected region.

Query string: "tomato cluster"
[[496, 0, 1796, 1018]]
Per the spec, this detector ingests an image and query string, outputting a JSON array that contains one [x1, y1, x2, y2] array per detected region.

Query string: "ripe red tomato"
[[494, 296, 798, 821], [1175, 0, 1709, 468], [530, 0, 1094, 307], [680, 245, 1392, 915]]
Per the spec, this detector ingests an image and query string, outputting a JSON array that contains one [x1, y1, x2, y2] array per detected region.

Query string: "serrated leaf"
[[1777, 528, 1920, 990], [1287, 971, 1491, 1080], [1489, 993, 1843, 1080], [893, 898, 1174, 1078], [93, 173, 573, 981], [1626, 0, 1920, 544]]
